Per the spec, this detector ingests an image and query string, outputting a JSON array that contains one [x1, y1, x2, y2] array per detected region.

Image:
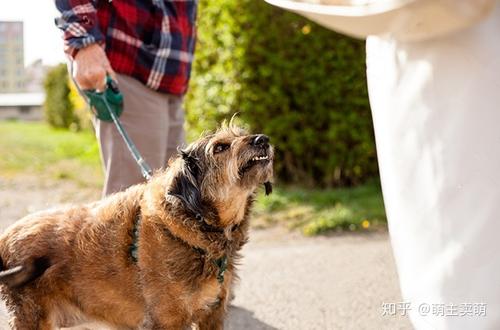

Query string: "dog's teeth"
[[251, 155, 269, 162]]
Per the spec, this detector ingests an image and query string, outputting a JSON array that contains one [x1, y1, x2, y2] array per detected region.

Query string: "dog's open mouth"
[[250, 155, 270, 162], [240, 153, 270, 174]]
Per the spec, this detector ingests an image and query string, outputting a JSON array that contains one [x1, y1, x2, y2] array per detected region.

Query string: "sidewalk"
[[225, 228, 411, 329]]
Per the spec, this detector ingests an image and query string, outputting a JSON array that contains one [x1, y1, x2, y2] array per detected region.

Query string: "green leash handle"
[[83, 76, 124, 122], [72, 70, 153, 180]]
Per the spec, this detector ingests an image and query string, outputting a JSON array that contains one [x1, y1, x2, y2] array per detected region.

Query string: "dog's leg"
[[196, 293, 228, 330], [141, 307, 191, 330], [5, 294, 53, 330], [13, 318, 54, 330], [196, 304, 225, 330]]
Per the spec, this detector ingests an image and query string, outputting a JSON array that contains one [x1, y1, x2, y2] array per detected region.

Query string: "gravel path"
[[0, 176, 411, 329]]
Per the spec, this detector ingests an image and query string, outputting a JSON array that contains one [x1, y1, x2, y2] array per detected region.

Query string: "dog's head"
[[167, 125, 274, 227]]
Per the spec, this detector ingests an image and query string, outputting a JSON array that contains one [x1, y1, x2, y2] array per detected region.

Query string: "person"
[[266, 0, 499, 329], [54, 0, 198, 196]]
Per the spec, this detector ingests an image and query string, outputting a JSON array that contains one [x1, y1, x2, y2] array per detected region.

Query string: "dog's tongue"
[[264, 181, 273, 195]]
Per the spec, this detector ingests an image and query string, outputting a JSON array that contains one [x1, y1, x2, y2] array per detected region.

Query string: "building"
[[25, 59, 50, 93], [0, 92, 44, 121], [0, 22, 46, 121], [0, 21, 25, 93]]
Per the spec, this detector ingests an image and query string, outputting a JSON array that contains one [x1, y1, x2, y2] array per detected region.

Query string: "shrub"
[[69, 80, 93, 130], [186, 0, 378, 187], [44, 64, 79, 130]]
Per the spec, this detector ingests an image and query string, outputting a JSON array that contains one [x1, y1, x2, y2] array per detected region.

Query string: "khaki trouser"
[[95, 74, 185, 196]]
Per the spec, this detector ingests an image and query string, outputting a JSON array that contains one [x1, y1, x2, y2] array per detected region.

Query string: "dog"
[[0, 125, 274, 329]]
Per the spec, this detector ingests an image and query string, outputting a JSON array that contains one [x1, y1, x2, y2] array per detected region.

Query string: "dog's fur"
[[0, 125, 273, 329]]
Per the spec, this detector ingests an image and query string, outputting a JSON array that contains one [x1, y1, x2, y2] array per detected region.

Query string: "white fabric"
[[265, 0, 495, 41], [366, 3, 500, 329]]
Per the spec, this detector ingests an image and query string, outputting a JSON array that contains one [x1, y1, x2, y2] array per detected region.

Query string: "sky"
[[0, 0, 67, 66]]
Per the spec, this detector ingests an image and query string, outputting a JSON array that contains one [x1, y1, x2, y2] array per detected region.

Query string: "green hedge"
[[186, 0, 378, 187], [44, 64, 79, 130]]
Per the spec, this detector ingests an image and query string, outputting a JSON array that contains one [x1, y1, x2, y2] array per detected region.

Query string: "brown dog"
[[0, 125, 274, 329]]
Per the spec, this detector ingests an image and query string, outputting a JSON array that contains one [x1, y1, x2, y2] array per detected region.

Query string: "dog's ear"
[[169, 150, 204, 217], [180, 150, 201, 179]]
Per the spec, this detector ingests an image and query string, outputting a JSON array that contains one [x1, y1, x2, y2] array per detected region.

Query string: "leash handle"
[[83, 76, 124, 122]]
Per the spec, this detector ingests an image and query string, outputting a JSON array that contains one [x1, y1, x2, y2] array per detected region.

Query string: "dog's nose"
[[251, 134, 270, 147]]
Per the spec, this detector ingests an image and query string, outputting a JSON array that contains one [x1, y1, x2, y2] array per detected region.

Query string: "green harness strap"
[[129, 211, 141, 263], [129, 211, 228, 284], [214, 255, 228, 284]]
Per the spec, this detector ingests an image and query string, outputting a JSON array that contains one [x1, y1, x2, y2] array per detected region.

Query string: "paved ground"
[[0, 176, 412, 329], [227, 229, 411, 330]]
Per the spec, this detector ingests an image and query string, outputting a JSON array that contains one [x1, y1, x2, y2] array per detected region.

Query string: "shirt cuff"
[[54, 2, 104, 57]]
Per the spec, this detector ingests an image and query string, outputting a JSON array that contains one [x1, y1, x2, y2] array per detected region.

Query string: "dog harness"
[[129, 209, 229, 284], [129, 211, 141, 263]]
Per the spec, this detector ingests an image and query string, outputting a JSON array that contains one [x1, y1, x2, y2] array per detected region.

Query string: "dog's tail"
[[0, 256, 51, 288]]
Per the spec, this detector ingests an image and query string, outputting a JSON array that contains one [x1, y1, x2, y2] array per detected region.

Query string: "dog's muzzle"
[[239, 134, 272, 175], [249, 134, 271, 162]]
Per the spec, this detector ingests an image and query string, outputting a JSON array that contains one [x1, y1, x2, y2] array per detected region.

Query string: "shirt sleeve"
[[54, 0, 104, 56]]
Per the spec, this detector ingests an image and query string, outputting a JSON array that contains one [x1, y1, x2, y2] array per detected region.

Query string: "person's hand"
[[73, 43, 116, 91]]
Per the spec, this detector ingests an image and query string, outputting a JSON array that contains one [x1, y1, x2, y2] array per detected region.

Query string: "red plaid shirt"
[[55, 0, 198, 94]]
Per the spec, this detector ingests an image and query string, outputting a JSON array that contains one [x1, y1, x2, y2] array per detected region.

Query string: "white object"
[[265, 0, 495, 41], [0, 93, 45, 107], [367, 3, 500, 329]]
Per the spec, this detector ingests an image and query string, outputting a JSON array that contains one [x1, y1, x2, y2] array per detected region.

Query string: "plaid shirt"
[[55, 0, 198, 94]]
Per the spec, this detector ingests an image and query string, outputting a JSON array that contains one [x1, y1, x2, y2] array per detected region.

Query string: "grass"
[[253, 181, 386, 235], [0, 121, 387, 235], [0, 120, 102, 188]]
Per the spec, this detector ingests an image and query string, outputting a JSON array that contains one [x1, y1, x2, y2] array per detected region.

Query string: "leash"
[[70, 63, 153, 180]]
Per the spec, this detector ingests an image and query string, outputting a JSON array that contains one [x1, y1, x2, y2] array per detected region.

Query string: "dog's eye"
[[213, 143, 230, 154]]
